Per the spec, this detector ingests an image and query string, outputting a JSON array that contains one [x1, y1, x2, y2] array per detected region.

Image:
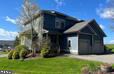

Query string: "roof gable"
[[89, 20, 106, 37], [64, 20, 106, 37], [64, 21, 90, 33], [80, 26, 96, 35]]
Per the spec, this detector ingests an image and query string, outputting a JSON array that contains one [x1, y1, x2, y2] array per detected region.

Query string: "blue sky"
[[0, 0, 113, 44]]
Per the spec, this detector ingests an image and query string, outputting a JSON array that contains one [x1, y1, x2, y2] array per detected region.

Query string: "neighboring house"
[[21, 10, 106, 55], [0, 40, 14, 51]]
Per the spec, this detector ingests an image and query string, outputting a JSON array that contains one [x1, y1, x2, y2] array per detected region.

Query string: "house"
[[0, 40, 14, 51], [21, 10, 106, 55]]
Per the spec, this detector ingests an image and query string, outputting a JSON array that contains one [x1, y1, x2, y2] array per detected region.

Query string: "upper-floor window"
[[55, 18, 65, 29]]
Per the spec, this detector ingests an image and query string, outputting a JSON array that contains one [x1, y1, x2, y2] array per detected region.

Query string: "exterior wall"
[[60, 35, 67, 50], [43, 13, 77, 32], [44, 13, 56, 31], [81, 26, 94, 34], [89, 22, 104, 54], [78, 23, 104, 54], [21, 15, 43, 50], [68, 36, 78, 54], [21, 36, 31, 50], [43, 12, 79, 53], [89, 22, 104, 37], [22, 15, 43, 33], [65, 33, 78, 53]]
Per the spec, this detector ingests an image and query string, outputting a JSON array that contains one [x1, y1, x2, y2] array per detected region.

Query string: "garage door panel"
[[93, 40, 104, 54], [79, 39, 91, 55]]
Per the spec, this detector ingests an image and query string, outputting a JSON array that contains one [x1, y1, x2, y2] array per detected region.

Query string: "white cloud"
[[0, 28, 18, 40], [54, 0, 65, 8], [100, 24, 105, 29], [97, 8, 114, 19], [5, 16, 17, 24], [97, 0, 114, 19]]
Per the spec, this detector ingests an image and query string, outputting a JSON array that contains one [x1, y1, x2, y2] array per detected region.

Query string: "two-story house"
[[21, 10, 106, 55]]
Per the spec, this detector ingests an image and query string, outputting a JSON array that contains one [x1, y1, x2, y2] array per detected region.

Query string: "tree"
[[17, 0, 43, 56], [14, 36, 20, 47]]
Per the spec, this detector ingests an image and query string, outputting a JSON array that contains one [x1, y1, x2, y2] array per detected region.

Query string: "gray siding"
[[78, 24, 104, 55], [80, 26, 94, 34], [89, 22, 104, 37], [44, 14, 55, 31], [43, 13, 77, 32], [60, 35, 67, 50]]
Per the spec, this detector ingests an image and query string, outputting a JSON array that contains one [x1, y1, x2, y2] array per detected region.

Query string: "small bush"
[[40, 38, 51, 58], [8, 50, 14, 59], [40, 48, 49, 58], [20, 49, 29, 59], [12, 51, 20, 59], [15, 45, 27, 52]]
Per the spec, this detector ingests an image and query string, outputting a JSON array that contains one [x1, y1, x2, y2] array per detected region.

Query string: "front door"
[[68, 37, 78, 54]]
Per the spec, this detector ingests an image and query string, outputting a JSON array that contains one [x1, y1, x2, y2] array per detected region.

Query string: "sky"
[[0, 0, 114, 44]]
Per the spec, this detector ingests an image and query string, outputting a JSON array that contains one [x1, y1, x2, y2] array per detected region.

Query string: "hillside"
[[105, 44, 114, 52]]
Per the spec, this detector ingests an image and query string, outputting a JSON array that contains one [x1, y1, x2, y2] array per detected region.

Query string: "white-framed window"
[[55, 18, 65, 29]]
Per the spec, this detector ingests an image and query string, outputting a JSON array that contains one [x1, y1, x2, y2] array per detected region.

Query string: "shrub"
[[40, 38, 51, 58], [12, 51, 20, 59], [40, 48, 49, 58], [20, 49, 29, 59], [15, 45, 27, 52], [8, 50, 14, 59]]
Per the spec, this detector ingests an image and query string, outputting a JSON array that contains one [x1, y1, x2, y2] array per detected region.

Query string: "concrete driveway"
[[69, 54, 114, 64]]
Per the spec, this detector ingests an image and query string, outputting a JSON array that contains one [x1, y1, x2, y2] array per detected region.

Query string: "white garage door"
[[79, 39, 91, 54], [68, 37, 78, 54]]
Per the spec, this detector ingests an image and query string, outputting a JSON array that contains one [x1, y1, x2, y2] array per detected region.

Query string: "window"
[[55, 22, 61, 29], [55, 18, 65, 29], [68, 40, 71, 47]]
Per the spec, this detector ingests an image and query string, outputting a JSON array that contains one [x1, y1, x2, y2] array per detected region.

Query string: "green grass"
[[0, 57, 102, 74], [105, 44, 114, 52]]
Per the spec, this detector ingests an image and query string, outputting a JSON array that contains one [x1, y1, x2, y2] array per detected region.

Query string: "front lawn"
[[0, 57, 101, 74]]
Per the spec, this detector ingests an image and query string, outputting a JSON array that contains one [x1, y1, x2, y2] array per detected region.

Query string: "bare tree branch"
[[17, 0, 43, 55]]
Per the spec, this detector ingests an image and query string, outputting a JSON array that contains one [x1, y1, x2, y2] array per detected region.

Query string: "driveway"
[[69, 54, 114, 64]]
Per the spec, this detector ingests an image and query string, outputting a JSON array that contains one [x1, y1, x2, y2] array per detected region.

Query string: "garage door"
[[79, 39, 91, 55], [93, 40, 104, 54]]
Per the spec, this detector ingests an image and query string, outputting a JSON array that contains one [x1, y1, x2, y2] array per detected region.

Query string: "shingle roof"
[[64, 20, 91, 33]]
